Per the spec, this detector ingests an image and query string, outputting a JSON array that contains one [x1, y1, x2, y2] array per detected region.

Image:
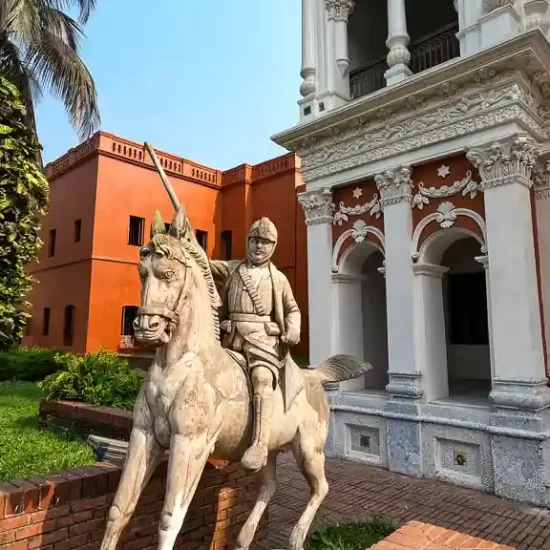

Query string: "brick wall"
[[0, 455, 264, 550]]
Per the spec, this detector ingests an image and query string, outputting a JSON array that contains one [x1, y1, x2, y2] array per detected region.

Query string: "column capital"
[[374, 165, 413, 207], [325, 0, 354, 22], [466, 135, 540, 189], [298, 188, 334, 225]]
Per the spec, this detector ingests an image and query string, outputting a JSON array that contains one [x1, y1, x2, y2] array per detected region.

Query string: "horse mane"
[[181, 237, 221, 341], [148, 233, 221, 342]]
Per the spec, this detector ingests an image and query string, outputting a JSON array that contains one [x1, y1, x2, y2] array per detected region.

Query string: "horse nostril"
[[149, 318, 160, 331]]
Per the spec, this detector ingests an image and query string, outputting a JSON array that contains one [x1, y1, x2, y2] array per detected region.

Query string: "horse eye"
[[164, 270, 175, 280]]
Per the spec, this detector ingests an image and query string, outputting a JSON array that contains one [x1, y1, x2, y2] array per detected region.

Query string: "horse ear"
[[150, 211, 165, 237], [168, 206, 188, 239]]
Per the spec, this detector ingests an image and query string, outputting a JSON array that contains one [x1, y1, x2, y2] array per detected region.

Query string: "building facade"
[[24, 132, 309, 359], [273, 1, 550, 506]]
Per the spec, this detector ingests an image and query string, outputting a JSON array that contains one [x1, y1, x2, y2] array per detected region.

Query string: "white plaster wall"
[[361, 251, 389, 390], [441, 238, 491, 383]]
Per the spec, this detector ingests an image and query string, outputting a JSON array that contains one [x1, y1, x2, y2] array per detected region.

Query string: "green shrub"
[[39, 349, 143, 410], [305, 519, 395, 550], [0, 346, 65, 381]]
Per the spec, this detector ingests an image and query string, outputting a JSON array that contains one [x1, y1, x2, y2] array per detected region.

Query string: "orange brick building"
[[24, 132, 309, 358]]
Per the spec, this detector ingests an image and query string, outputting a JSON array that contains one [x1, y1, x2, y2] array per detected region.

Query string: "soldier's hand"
[[282, 329, 300, 346]]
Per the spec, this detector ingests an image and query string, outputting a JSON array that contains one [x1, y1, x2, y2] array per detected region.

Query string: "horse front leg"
[[157, 432, 211, 550], [100, 399, 163, 550]]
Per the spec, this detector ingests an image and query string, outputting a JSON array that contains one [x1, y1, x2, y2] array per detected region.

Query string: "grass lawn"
[[0, 382, 95, 481], [305, 519, 395, 550]]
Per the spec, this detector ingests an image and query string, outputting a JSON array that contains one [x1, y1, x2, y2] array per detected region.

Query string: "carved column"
[[467, 136, 550, 505], [385, 0, 412, 85], [467, 136, 547, 406], [375, 167, 423, 477], [324, 0, 354, 108], [300, 0, 317, 98], [298, 188, 336, 382]]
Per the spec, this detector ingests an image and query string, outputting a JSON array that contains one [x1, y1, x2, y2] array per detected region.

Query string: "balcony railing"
[[119, 335, 135, 349], [350, 22, 460, 100]]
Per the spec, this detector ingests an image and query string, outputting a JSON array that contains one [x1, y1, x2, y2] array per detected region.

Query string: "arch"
[[417, 226, 485, 265], [411, 204, 487, 263], [332, 226, 385, 273]]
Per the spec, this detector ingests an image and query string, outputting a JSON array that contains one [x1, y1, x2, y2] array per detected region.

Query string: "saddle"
[[225, 348, 253, 400]]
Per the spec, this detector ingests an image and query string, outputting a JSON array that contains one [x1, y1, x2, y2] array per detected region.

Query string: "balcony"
[[350, 22, 460, 100]]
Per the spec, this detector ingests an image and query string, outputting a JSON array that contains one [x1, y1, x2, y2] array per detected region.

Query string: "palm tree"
[[0, 0, 100, 140]]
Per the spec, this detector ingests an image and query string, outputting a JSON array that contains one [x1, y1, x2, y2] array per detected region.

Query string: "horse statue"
[[99, 146, 371, 550]]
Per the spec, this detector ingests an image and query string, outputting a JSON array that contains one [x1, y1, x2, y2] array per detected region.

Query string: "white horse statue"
[[99, 147, 371, 550]]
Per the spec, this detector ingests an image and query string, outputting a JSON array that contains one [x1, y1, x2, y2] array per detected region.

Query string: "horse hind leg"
[[234, 452, 278, 550], [289, 432, 329, 550], [157, 433, 211, 550]]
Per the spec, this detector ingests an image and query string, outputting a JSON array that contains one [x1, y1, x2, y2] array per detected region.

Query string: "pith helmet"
[[248, 217, 278, 244]]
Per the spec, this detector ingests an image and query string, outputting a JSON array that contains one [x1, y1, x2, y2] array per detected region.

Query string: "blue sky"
[[35, 0, 301, 169]]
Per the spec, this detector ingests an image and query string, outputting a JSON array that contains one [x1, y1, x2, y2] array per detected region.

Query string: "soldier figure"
[[210, 217, 301, 472]]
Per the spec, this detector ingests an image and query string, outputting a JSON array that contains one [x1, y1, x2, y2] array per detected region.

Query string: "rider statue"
[[210, 217, 301, 472]]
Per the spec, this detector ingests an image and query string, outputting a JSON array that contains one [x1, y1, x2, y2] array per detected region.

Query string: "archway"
[[442, 238, 491, 398], [416, 227, 491, 401], [336, 240, 388, 392]]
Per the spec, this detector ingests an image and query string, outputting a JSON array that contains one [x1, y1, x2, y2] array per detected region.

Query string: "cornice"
[[272, 30, 550, 184]]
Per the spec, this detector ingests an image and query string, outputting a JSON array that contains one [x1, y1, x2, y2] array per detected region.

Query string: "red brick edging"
[[0, 460, 264, 550], [372, 521, 514, 550]]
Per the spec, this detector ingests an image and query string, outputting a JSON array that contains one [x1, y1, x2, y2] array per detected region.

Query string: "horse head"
[[133, 207, 195, 346]]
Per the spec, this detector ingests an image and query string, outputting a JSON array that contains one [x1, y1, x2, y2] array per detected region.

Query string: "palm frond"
[[37, 0, 96, 24], [37, 5, 84, 51], [26, 28, 99, 138]]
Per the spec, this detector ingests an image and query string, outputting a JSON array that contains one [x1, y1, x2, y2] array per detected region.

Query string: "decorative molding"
[[273, 41, 550, 184], [475, 255, 489, 269], [412, 263, 450, 278], [325, 0, 354, 21], [483, 0, 514, 11], [466, 134, 540, 189], [411, 203, 488, 260], [332, 194, 382, 224], [331, 226, 385, 272], [411, 170, 483, 209], [386, 371, 424, 400], [533, 158, 550, 200], [490, 379, 550, 411], [374, 166, 413, 207], [298, 188, 333, 225], [331, 273, 367, 283]]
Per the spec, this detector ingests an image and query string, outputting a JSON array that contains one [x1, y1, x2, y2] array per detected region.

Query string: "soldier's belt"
[[229, 313, 272, 323]]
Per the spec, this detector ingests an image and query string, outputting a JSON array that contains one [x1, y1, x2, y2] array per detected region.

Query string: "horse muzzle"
[[133, 307, 175, 345]]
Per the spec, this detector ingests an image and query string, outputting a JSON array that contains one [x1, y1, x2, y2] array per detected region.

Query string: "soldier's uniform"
[[210, 218, 301, 471]]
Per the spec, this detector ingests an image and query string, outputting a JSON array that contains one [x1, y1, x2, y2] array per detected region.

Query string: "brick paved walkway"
[[256, 454, 550, 550]]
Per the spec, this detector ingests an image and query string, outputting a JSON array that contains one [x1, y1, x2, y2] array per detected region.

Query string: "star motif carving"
[[437, 164, 451, 179], [352, 187, 363, 199]]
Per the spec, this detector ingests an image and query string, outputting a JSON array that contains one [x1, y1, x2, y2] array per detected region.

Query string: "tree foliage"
[[0, 0, 100, 139], [0, 75, 48, 350]]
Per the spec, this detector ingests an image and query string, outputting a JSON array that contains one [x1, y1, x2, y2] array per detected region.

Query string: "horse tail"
[[308, 354, 372, 386]]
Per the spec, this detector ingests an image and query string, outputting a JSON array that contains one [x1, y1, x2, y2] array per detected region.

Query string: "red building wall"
[[24, 132, 309, 359]]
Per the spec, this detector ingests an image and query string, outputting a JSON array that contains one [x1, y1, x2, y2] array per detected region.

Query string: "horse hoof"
[[241, 446, 267, 473]]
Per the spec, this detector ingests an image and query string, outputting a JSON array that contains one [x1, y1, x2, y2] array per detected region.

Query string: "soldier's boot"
[[241, 392, 273, 473]]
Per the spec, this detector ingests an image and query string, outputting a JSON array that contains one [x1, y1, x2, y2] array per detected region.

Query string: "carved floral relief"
[[410, 154, 486, 253]]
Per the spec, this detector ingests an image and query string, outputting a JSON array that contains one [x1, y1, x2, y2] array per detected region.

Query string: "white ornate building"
[[272, 0, 550, 506]]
